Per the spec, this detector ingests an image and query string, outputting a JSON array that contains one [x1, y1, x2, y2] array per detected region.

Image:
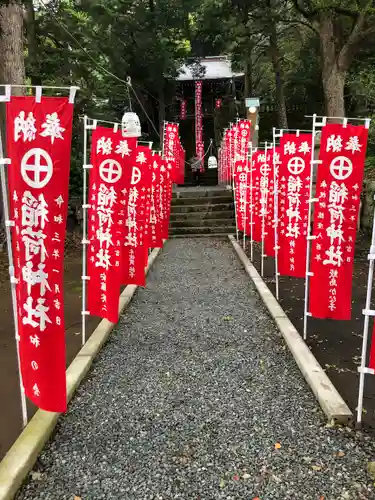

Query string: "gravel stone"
[[16, 238, 375, 500]]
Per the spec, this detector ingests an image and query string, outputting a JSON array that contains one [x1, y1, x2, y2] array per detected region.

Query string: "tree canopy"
[[0, 0, 374, 194]]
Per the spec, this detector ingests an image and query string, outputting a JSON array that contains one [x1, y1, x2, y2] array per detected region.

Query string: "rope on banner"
[[357, 197, 375, 426], [81, 116, 97, 347], [272, 128, 280, 300], [0, 137, 28, 428]]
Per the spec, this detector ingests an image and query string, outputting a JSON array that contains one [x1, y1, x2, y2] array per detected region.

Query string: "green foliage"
[[23, 0, 375, 195]]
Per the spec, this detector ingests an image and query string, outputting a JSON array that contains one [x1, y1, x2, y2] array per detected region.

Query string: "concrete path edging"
[[229, 235, 353, 425], [0, 246, 163, 500]]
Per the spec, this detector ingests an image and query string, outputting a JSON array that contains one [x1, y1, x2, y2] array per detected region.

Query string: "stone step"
[[170, 210, 235, 220], [170, 234, 229, 239], [169, 226, 236, 236], [171, 203, 234, 214], [172, 189, 231, 199], [172, 195, 234, 206], [170, 218, 235, 229]]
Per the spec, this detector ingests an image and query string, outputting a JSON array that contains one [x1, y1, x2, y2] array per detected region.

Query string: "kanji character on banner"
[[309, 123, 369, 320], [278, 134, 312, 277], [7, 95, 74, 412], [87, 127, 136, 323], [121, 145, 153, 287]]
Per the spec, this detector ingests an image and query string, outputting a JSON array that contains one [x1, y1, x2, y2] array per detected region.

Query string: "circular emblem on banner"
[[99, 159, 122, 183], [21, 148, 53, 189], [260, 163, 271, 176], [287, 156, 305, 175], [329, 156, 353, 180], [239, 173, 247, 182]]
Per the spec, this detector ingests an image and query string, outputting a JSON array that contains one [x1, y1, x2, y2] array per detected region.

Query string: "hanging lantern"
[[121, 111, 141, 137], [208, 156, 218, 169]]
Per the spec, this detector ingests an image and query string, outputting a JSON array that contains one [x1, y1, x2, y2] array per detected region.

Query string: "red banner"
[[7, 95, 74, 412], [278, 134, 312, 276], [149, 154, 164, 248], [87, 128, 134, 323], [251, 151, 263, 242], [121, 145, 153, 287], [234, 161, 251, 233], [264, 149, 275, 257], [309, 123, 368, 319], [160, 161, 173, 240], [236, 120, 251, 162]]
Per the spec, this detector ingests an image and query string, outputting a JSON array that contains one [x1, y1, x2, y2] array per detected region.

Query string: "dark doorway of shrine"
[[178, 116, 218, 186]]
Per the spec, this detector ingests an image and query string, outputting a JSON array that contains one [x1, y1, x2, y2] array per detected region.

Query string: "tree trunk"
[[322, 64, 346, 117], [0, 1, 25, 93], [24, 0, 41, 86], [158, 83, 166, 147], [0, 0, 25, 240], [269, 24, 288, 128], [244, 59, 253, 97], [319, 14, 346, 117]]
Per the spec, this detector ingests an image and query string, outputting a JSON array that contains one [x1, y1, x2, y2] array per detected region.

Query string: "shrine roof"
[[176, 56, 244, 81]]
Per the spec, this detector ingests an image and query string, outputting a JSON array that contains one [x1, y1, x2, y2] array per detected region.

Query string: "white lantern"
[[208, 156, 218, 169], [121, 111, 141, 137]]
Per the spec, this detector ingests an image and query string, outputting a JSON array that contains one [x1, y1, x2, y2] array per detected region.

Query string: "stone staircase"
[[170, 187, 236, 238]]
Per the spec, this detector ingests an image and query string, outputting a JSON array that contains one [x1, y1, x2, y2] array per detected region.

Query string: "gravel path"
[[17, 239, 375, 500]]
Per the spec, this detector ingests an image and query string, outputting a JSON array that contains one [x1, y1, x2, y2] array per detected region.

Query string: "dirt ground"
[[244, 233, 375, 431], [0, 234, 102, 460]]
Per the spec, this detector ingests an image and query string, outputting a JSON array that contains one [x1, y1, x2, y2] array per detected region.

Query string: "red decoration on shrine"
[[215, 98, 222, 109], [7, 95, 74, 412], [309, 123, 369, 320], [87, 128, 135, 323], [278, 134, 312, 277], [195, 81, 204, 170], [180, 99, 187, 120], [121, 145, 153, 287]]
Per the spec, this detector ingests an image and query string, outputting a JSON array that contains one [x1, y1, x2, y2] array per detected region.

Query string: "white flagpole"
[[81, 116, 96, 346], [303, 114, 325, 340], [272, 128, 280, 300], [261, 141, 269, 277], [357, 199, 375, 426], [0, 129, 28, 428]]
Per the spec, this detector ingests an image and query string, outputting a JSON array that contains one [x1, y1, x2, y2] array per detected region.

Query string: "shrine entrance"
[[174, 56, 245, 186]]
